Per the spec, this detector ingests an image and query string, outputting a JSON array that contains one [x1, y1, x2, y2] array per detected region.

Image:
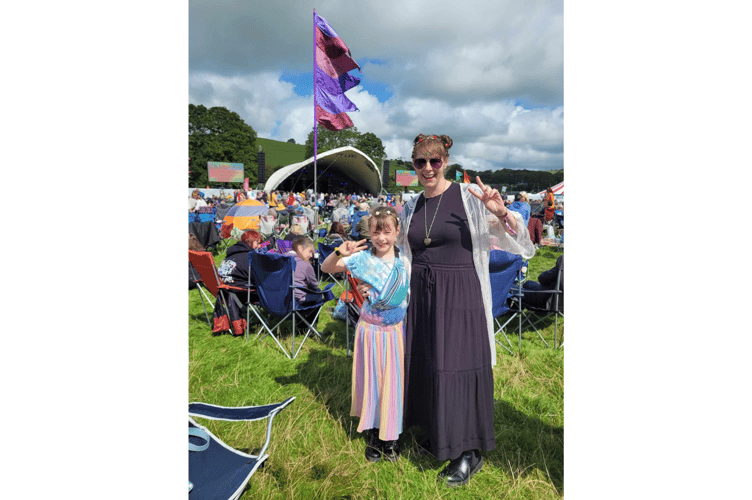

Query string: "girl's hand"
[[339, 239, 368, 257], [357, 282, 372, 298], [470, 176, 507, 218]]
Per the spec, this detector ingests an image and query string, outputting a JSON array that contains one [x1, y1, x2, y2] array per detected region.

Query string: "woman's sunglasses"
[[413, 158, 443, 169]]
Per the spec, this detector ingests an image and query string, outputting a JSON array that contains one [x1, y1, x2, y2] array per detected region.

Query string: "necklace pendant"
[[424, 237, 431, 246]]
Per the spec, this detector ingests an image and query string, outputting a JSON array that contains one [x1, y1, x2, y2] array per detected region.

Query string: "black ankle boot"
[[437, 450, 483, 487], [382, 439, 400, 462], [364, 428, 382, 463]]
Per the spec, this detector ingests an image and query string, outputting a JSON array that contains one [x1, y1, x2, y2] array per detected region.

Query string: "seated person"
[[354, 211, 372, 241], [291, 236, 331, 328], [323, 221, 351, 246], [521, 255, 563, 311], [350, 203, 370, 238], [217, 230, 262, 291], [508, 192, 531, 224], [284, 224, 304, 241]]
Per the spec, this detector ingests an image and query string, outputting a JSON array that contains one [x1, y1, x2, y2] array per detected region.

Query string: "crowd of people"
[[189, 141, 563, 488]]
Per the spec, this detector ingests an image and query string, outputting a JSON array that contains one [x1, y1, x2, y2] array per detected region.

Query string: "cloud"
[[189, 0, 563, 170]]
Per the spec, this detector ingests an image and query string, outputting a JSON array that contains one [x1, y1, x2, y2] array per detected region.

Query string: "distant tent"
[[536, 182, 564, 197], [222, 199, 268, 232]]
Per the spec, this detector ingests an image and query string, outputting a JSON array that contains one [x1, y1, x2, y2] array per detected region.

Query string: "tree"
[[355, 132, 386, 167], [188, 104, 258, 188], [287, 138, 296, 144], [304, 125, 361, 158]]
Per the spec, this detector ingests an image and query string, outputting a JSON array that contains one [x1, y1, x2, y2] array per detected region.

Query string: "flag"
[[314, 11, 360, 131], [463, 170, 471, 184], [456, 171, 461, 181]]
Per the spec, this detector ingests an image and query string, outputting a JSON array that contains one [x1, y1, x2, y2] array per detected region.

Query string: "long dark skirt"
[[403, 261, 496, 461]]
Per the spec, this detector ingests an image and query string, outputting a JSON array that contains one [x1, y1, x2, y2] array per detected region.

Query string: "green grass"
[[189, 245, 563, 499], [257, 137, 307, 171]]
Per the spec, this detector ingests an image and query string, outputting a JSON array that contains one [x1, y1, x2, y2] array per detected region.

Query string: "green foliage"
[[355, 132, 386, 167], [189, 104, 258, 188], [304, 126, 362, 159], [189, 246, 563, 499], [441, 166, 563, 193]]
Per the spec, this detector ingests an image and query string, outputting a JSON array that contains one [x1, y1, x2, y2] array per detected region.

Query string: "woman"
[[323, 221, 351, 246], [398, 134, 535, 487], [544, 187, 555, 222]]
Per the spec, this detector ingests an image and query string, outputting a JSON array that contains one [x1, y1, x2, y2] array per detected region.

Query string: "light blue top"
[[342, 249, 410, 326]]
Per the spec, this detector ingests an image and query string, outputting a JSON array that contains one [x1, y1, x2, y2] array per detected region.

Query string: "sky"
[[189, 0, 563, 172]]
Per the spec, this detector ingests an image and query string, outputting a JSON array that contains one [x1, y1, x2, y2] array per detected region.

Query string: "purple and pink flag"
[[314, 11, 360, 131]]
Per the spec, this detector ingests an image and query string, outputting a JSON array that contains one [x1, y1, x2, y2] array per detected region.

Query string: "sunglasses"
[[413, 158, 443, 169]]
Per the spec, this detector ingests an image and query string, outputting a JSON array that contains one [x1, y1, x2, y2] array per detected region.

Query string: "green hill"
[[256, 138, 307, 175]]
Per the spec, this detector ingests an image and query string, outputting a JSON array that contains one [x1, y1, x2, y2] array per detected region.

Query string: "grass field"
[[257, 137, 307, 171], [188, 245, 563, 499]]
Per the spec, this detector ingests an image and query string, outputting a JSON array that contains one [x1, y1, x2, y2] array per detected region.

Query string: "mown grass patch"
[[189, 244, 563, 499]]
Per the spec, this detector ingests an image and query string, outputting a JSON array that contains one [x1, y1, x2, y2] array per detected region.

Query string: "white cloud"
[[189, 0, 563, 170]]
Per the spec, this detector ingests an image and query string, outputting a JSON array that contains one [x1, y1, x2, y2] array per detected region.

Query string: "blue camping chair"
[[317, 242, 343, 286], [188, 397, 295, 500], [517, 255, 563, 349], [197, 212, 215, 223], [248, 252, 335, 359], [488, 250, 525, 355]]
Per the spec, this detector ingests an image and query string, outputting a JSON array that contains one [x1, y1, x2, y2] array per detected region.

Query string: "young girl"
[[321, 205, 409, 463]]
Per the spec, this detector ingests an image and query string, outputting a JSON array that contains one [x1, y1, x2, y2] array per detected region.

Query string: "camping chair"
[[259, 214, 277, 240], [197, 213, 215, 224], [189, 250, 254, 336], [188, 397, 295, 500], [339, 271, 365, 357], [190, 222, 222, 252], [519, 259, 563, 349], [488, 250, 525, 355], [248, 251, 335, 359], [317, 242, 343, 286], [292, 215, 309, 236], [275, 239, 293, 254], [189, 262, 213, 326]]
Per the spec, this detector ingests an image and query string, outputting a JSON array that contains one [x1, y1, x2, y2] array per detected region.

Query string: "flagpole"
[[313, 9, 318, 203]]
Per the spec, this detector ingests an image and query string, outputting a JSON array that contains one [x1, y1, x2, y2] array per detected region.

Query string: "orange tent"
[[222, 199, 268, 232]]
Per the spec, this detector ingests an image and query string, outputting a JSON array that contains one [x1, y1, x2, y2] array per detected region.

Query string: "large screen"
[[395, 170, 419, 187], [208, 162, 244, 183]]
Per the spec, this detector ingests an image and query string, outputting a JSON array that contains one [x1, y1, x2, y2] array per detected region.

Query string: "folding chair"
[[339, 271, 365, 357], [259, 214, 277, 240], [275, 239, 293, 254], [248, 252, 335, 359], [292, 215, 309, 236], [488, 250, 525, 355], [519, 256, 563, 349], [317, 242, 343, 286], [197, 213, 215, 223], [188, 397, 295, 500], [189, 262, 213, 326], [189, 250, 254, 336]]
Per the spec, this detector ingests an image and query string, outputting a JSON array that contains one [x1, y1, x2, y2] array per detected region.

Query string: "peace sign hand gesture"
[[470, 176, 507, 218], [339, 238, 369, 257]]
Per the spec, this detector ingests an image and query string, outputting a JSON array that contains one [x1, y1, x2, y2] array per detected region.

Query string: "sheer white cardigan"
[[397, 182, 536, 366]]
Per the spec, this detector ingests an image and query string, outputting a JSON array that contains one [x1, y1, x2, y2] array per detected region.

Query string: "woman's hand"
[[339, 238, 368, 257], [470, 176, 519, 234], [470, 176, 507, 218]]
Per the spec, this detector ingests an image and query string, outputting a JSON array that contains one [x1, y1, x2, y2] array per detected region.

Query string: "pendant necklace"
[[423, 187, 446, 246]]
